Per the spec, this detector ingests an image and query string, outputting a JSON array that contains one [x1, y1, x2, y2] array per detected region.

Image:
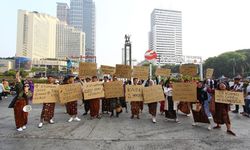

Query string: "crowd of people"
[[2, 72, 250, 136]]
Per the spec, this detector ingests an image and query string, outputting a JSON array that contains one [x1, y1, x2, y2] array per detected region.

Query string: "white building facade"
[[149, 9, 182, 64]]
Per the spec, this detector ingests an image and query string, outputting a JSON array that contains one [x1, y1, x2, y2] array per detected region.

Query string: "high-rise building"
[[69, 0, 96, 62], [56, 22, 85, 59], [149, 9, 182, 64], [56, 2, 70, 24], [16, 10, 58, 59]]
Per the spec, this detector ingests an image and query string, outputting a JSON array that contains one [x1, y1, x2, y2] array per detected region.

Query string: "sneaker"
[[192, 122, 197, 126], [38, 122, 43, 128], [17, 128, 23, 132], [4, 96, 7, 98], [22, 126, 26, 130], [82, 112, 88, 116], [186, 114, 191, 117], [73, 117, 81, 122], [208, 125, 212, 130], [175, 119, 180, 123], [68, 117, 74, 122], [49, 119, 54, 124], [152, 117, 156, 123]]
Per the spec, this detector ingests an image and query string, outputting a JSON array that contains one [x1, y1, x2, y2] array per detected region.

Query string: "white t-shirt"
[[0, 83, 4, 93]]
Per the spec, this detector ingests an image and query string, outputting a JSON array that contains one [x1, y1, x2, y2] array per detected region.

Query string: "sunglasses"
[[24, 85, 30, 88]]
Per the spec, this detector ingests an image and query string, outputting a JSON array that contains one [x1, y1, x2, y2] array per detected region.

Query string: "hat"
[[234, 75, 242, 80]]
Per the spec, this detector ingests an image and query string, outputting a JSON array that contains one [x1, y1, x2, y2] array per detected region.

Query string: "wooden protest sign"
[[104, 81, 124, 98], [155, 68, 171, 77], [115, 64, 131, 79], [132, 66, 149, 80], [79, 62, 97, 77], [33, 84, 59, 104], [215, 90, 244, 105], [172, 82, 197, 102], [100, 65, 115, 75], [125, 85, 143, 102], [59, 83, 83, 104], [205, 68, 214, 79], [143, 85, 165, 103], [179, 64, 197, 77], [82, 82, 104, 100]]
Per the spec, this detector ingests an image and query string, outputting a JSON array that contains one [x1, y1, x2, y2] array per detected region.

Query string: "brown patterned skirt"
[[66, 101, 78, 116], [131, 101, 140, 115], [148, 102, 157, 116], [14, 99, 28, 128], [213, 103, 231, 125], [90, 99, 100, 117], [191, 105, 210, 124], [41, 103, 55, 122]]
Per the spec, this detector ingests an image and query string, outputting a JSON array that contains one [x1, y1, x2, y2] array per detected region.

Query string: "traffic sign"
[[144, 50, 157, 61]]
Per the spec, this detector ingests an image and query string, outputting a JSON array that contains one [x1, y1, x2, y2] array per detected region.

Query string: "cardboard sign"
[[83, 82, 104, 100], [215, 90, 244, 105], [132, 66, 149, 80], [33, 84, 59, 104], [155, 68, 171, 77], [172, 82, 197, 102], [115, 64, 131, 79], [205, 68, 214, 79], [100, 65, 115, 75], [59, 83, 83, 104], [143, 85, 165, 103], [125, 85, 143, 102], [79, 62, 97, 77], [104, 81, 124, 98], [180, 64, 197, 77]]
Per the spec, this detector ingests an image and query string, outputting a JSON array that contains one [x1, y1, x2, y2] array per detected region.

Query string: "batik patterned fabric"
[[90, 99, 100, 117], [213, 103, 231, 124], [131, 102, 140, 115], [66, 101, 78, 116], [14, 99, 28, 128], [41, 103, 55, 122], [148, 102, 157, 116]]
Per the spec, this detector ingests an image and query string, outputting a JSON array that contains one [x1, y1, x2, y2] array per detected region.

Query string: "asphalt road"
[[0, 96, 250, 150]]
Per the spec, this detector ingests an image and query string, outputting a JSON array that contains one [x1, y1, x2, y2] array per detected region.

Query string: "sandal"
[[227, 130, 236, 136], [213, 125, 221, 129]]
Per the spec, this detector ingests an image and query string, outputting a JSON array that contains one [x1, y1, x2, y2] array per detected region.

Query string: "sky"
[[1, 0, 250, 66]]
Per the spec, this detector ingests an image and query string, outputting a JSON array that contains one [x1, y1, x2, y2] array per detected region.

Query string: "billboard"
[[15, 57, 32, 70]]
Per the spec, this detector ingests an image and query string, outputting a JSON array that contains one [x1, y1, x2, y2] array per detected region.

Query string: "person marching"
[[213, 82, 236, 136], [89, 76, 101, 119], [231, 76, 243, 113], [147, 80, 158, 123], [38, 75, 56, 128], [82, 77, 91, 116], [109, 76, 122, 117], [8, 71, 32, 131], [130, 78, 141, 119], [65, 75, 81, 122], [164, 81, 179, 123], [102, 76, 110, 114]]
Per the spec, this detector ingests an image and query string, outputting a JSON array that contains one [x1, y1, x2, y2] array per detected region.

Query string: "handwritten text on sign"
[[155, 68, 171, 77], [143, 85, 165, 103], [115, 64, 131, 79], [180, 64, 197, 77], [83, 82, 104, 100], [79, 62, 97, 77], [172, 82, 197, 102], [104, 81, 124, 98], [125, 85, 143, 102], [100, 65, 115, 75], [132, 66, 149, 80], [59, 83, 83, 104], [33, 84, 59, 104], [215, 90, 244, 105]]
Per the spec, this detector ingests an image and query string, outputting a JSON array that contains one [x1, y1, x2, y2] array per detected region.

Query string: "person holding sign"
[[109, 77, 122, 118], [213, 82, 236, 136], [65, 75, 81, 122], [146, 80, 158, 123], [8, 71, 32, 131], [102, 76, 110, 114], [130, 78, 141, 119], [164, 81, 179, 123], [231, 76, 243, 114], [82, 77, 91, 116], [38, 75, 56, 128], [89, 76, 101, 119]]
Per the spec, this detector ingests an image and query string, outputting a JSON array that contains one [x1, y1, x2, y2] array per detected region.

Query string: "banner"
[[179, 64, 197, 77], [83, 82, 104, 100], [104, 81, 124, 98], [33, 84, 59, 104], [205, 68, 214, 79], [125, 85, 143, 102], [100, 65, 115, 75], [215, 90, 244, 105], [155, 68, 171, 77], [172, 82, 197, 102], [79, 62, 97, 77], [143, 85, 165, 103], [59, 83, 83, 104], [115, 64, 131, 79], [132, 66, 149, 80]]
